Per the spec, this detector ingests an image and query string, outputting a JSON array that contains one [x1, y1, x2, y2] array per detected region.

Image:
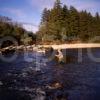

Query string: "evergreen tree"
[[95, 12, 100, 36], [62, 5, 70, 34], [41, 8, 50, 24], [38, 0, 100, 43], [69, 6, 79, 38]]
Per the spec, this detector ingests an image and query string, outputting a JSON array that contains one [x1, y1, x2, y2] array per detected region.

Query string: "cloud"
[[61, 0, 100, 15], [27, 0, 100, 14], [76, 1, 99, 11], [2, 8, 26, 17], [0, 7, 39, 32], [62, 0, 100, 11], [23, 24, 38, 33], [28, 0, 54, 11]]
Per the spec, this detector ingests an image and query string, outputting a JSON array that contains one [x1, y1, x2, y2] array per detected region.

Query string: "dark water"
[[0, 48, 100, 100]]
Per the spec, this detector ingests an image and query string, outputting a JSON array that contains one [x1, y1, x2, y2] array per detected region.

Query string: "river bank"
[[1, 43, 100, 53], [42, 43, 100, 50]]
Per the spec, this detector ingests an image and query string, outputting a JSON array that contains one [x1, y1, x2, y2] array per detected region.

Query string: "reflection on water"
[[0, 48, 100, 100]]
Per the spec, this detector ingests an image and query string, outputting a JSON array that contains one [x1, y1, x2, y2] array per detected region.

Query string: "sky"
[[0, 0, 100, 32]]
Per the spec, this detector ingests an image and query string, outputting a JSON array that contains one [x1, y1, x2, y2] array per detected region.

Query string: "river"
[[0, 48, 100, 100]]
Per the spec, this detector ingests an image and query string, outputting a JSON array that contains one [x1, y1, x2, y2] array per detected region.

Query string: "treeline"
[[37, 0, 100, 43], [0, 16, 36, 47]]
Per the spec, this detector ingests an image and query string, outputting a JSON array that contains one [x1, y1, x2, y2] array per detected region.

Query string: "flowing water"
[[0, 48, 100, 100]]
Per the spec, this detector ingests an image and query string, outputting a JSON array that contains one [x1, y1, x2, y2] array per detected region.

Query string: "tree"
[[21, 34, 32, 45], [62, 5, 70, 37], [69, 6, 79, 38], [54, 0, 62, 9], [0, 15, 35, 46], [95, 12, 100, 36], [41, 8, 50, 24], [38, 0, 100, 43]]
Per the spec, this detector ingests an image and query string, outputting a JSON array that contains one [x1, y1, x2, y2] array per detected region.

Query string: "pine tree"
[[95, 12, 100, 36], [38, 0, 100, 43], [61, 5, 70, 40], [47, 0, 63, 40], [69, 6, 79, 38], [54, 0, 61, 9], [41, 8, 50, 24]]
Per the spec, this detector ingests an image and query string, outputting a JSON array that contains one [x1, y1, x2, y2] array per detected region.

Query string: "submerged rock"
[[46, 82, 62, 90], [0, 81, 3, 86], [34, 88, 46, 100], [45, 88, 69, 100]]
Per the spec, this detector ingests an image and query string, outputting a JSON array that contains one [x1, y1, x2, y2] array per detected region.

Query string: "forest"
[[37, 0, 100, 43]]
